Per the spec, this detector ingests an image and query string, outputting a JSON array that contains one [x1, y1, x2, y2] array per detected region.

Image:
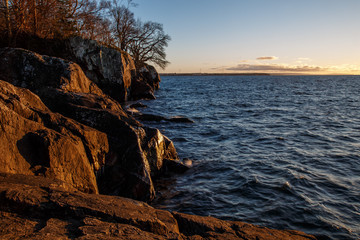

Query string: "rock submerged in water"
[[183, 158, 193, 167], [134, 113, 194, 123], [129, 102, 148, 108], [169, 116, 195, 123], [162, 159, 191, 174]]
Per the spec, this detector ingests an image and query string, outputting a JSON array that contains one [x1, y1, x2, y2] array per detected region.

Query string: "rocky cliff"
[[0, 47, 185, 201]]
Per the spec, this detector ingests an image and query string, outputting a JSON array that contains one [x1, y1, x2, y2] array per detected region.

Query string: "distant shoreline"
[[160, 73, 270, 76], [160, 73, 360, 76]]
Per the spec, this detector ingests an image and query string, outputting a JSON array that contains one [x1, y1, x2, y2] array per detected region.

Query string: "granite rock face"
[[0, 36, 160, 102], [0, 80, 108, 194], [0, 47, 102, 96], [0, 173, 318, 240], [0, 47, 183, 201], [65, 37, 137, 102]]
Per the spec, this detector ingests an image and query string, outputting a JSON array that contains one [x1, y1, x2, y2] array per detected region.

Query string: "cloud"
[[226, 64, 326, 72], [296, 58, 312, 64], [297, 57, 311, 61], [211, 62, 360, 74], [256, 56, 279, 60]]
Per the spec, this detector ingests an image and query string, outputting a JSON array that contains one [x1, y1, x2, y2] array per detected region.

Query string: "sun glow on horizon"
[[161, 59, 360, 75], [133, 0, 360, 75]]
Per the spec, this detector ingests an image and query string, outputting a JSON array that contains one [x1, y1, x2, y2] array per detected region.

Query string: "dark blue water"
[[142, 75, 360, 240]]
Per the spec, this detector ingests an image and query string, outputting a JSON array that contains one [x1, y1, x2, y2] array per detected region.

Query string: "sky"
[[132, 0, 360, 75]]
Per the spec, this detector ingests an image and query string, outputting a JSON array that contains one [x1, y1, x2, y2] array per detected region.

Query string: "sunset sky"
[[132, 0, 360, 75]]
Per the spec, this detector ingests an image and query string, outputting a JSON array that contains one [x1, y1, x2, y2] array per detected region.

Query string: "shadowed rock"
[[129, 102, 148, 109], [131, 77, 156, 100], [135, 113, 194, 123], [169, 116, 195, 123], [162, 159, 190, 174], [138, 63, 161, 90]]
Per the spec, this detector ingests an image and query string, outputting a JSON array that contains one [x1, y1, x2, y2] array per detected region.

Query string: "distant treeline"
[[160, 73, 271, 76], [0, 0, 170, 68]]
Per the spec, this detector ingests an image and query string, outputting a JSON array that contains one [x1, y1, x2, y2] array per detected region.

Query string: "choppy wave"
[[143, 75, 360, 240]]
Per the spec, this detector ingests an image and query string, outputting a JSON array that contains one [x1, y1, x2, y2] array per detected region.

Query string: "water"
[[141, 75, 360, 240]]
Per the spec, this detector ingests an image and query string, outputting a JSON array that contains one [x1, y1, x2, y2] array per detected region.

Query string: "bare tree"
[[102, 0, 136, 51], [128, 21, 170, 69], [3, 0, 11, 40], [110, 5, 135, 50]]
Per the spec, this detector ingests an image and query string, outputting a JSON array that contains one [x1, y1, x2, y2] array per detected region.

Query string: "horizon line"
[[159, 72, 360, 76]]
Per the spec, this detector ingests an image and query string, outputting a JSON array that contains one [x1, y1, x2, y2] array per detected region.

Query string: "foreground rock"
[[0, 173, 317, 240], [0, 48, 185, 201]]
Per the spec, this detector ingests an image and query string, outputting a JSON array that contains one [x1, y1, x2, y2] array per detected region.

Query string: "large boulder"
[[65, 37, 136, 102], [0, 47, 103, 96], [0, 80, 108, 194], [0, 47, 183, 201]]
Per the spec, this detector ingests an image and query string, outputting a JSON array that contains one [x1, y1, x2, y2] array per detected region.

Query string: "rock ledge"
[[0, 173, 317, 240]]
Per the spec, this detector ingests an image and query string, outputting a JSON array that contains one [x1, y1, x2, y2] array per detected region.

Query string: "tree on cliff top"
[[0, 0, 171, 69], [128, 20, 170, 69], [107, 0, 137, 51], [106, 0, 170, 69]]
